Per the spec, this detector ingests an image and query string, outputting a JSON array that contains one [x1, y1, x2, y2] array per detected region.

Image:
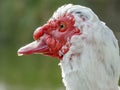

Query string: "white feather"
[[53, 4, 120, 90]]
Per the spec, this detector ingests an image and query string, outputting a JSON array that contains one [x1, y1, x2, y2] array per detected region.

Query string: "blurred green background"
[[0, 0, 120, 90]]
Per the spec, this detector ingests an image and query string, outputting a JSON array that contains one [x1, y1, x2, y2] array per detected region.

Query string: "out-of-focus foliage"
[[0, 0, 119, 90]]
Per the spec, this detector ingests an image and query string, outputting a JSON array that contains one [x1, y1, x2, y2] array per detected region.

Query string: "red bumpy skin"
[[18, 14, 81, 59]]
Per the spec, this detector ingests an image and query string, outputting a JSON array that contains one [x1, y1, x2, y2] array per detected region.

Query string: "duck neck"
[[59, 44, 119, 90]]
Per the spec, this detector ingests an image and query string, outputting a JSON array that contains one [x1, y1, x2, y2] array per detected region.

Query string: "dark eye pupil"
[[59, 23, 66, 32], [60, 24, 64, 28]]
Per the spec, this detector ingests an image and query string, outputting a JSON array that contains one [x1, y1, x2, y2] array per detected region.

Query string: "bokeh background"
[[0, 0, 120, 90]]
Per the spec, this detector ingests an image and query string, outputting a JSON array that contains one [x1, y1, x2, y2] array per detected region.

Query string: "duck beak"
[[17, 36, 49, 56]]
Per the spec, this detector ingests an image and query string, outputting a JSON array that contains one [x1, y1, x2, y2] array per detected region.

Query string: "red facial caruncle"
[[18, 14, 81, 59]]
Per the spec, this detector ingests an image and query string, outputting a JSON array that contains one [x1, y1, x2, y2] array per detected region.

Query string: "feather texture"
[[18, 4, 120, 90], [57, 4, 120, 90]]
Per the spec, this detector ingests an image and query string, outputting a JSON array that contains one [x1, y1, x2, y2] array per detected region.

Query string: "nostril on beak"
[[33, 27, 44, 40]]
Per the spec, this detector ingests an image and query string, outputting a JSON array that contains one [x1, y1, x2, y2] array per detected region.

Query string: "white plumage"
[[18, 4, 120, 90], [56, 4, 120, 90]]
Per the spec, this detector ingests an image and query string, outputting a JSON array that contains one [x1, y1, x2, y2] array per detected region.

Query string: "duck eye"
[[59, 22, 66, 32]]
